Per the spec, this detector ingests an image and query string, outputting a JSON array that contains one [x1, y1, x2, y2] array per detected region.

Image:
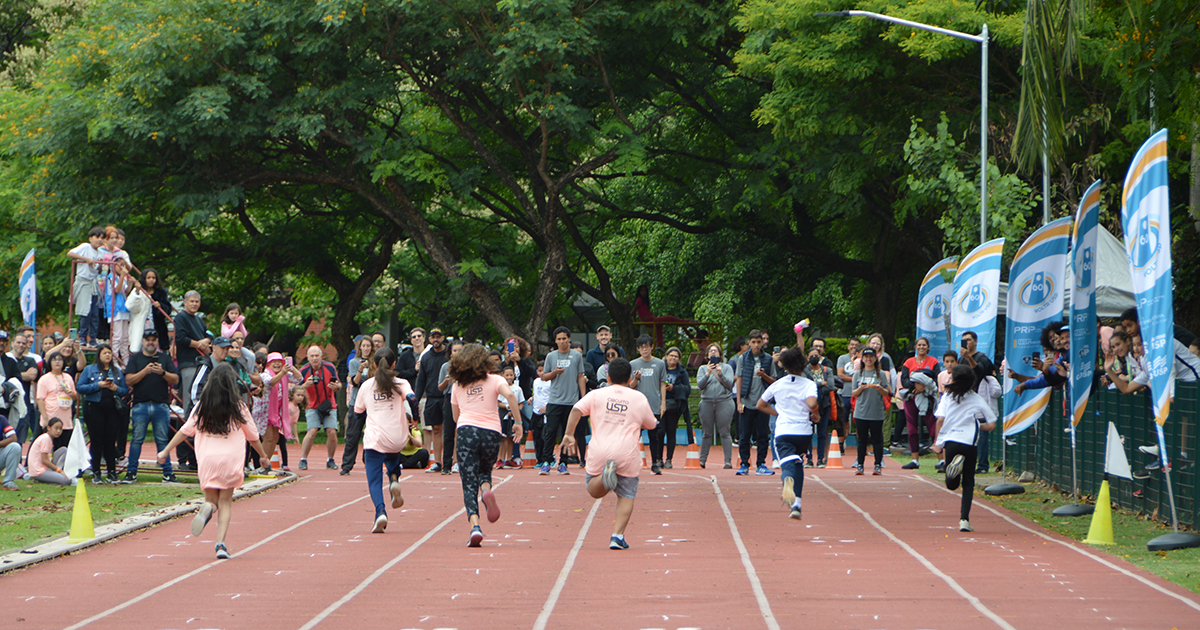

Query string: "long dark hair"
[[196, 363, 249, 435], [95, 343, 114, 372], [142, 267, 162, 292], [449, 343, 490, 387], [945, 364, 976, 402], [373, 348, 403, 399]]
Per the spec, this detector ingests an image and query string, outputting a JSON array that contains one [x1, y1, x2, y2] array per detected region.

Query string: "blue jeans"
[[129, 402, 173, 475], [363, 448, 403, 518]]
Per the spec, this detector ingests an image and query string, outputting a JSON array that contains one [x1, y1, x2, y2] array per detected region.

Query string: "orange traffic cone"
[[826, 430, 845, 469], [684, 443, 702, 469], [523, 436, 536, 468]]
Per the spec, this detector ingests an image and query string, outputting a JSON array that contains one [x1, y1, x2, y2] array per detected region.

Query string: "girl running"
[[157, 363, 267, 559], [756, 348, 819, 519], [353, 349, 416, 534], [929, 364, 997, 532], [448, 344, 523, 547]]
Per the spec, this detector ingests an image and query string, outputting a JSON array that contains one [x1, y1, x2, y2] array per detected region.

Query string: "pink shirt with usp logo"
[[452, 374, 507, 433], [571, 385, 658, 477]]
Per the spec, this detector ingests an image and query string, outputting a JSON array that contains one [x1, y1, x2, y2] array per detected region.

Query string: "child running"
[[561, 358, 659, 550], [929, 364, 997, 532], [449, 344, 523, 547], [353, 348, 417, 533], [158, 363, 267, 559], [755, 348, 818, 519]]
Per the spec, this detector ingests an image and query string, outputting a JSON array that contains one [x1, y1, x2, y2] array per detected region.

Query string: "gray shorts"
[[584, 472, 639, 500], [306, 408, 338, 431]]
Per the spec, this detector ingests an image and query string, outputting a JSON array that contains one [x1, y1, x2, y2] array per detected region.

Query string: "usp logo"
[[923, 295, 949, 320], [958, 284, 989, 316], [1128, 217, 1160, 272], [1017, 271, 1056, 308]]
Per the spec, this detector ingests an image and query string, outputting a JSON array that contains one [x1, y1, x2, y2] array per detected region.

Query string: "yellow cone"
[[1083, 480, 1114, 545], [67, 479, 95, 543]]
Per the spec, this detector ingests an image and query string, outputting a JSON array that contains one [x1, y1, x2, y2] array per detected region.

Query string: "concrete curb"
[[0, 471, 298, 574]]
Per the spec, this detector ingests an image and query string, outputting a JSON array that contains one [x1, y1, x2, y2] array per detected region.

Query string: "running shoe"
[[441, 467, 452, 476], [945, 454, 965, 490], [854, 464, 864, 476], [298, 459, 308, 471], [326, 459, 337, 470], [723, 464, 733, 470], [816, 460, 827, 469], [539, 463, 550, 476], [662, 460, 673, 469], [106, 472, 119, 483], [781, 477, 796, 508], [389, 476, 404, 509], [601, 459, 618, 492], [609, 536, 629, 550], [451, 463, 459, 473], [1145, 460, 1162, 471], [557, 462, 570, 475], [372, 513, 388, 533], [803, 459, 813, 469], [935, 460, 946, 473], [873, 465, 882, 476], [1139, 444, 1160, 456], [480, 489, 500, 523], [1131, 469, 1152, 480], [1, 482, 17, 491], [959, 519, 973, 532], [755, 465, 775, 476], [121, 471, 136, 484], [468, 526, 484, 547], [789, 507, 802, 520], [975, 465, 989, 474], [735, 464, 748, 476], [92, 473, 105, 485], [425, 463, 441, 474], [191, 502, 214, 537], [339, 469, 351, 476], [901, 461, 920, 470], [650, 462, 662, 476], [162, 473, 179, 483], [215, 543, 230, 559]]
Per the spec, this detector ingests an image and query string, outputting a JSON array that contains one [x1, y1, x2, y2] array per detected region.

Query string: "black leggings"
[[85, 401, 121, 476], [855, 418, 884, 467], [661, 405, 686, 460], [278, 440, 289, 467], [456, 425, 501, 520], [943, 441, 978, 520]]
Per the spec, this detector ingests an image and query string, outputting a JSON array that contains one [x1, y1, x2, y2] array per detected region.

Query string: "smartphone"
[[1032, 351, 1041, 360], [773, 346, 780, 353], [69, 328, 78, 341], [708, 355, 720, 365], [285, 356, 294, 367], [507, 339, 515, 353]]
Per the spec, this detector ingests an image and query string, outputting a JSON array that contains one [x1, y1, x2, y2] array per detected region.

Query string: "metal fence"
[[992, 380, 1200, 528]]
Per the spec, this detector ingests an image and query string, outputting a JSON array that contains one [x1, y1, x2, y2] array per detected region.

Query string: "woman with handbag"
[[76, 344, 129, 484]]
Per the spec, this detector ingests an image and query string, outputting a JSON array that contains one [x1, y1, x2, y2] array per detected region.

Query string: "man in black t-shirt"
[[123, 330, 181, 483], [7, 333, 40, 445], [960, 331, 995, 473]]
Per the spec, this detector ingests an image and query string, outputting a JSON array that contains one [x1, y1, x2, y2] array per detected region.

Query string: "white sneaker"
[[389, 477, 404, 509], [451, 463, 459, 473], [959, 519, 973, 532], [372, 513, 388, 533], [1139, 445, 1160, 456], [771, 461, 780, 469]]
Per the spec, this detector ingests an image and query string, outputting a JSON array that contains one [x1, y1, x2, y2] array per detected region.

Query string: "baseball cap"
[[213, 336, 233, 348], [861, 347, 877, 357], [142, 329, 159, 339], [429, 328, 444, 337], [596, 325, 612, 332], [0, 330, 7, 340]]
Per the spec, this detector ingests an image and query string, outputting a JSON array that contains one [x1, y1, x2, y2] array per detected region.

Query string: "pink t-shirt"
[[181, 405, 260, 490], [354, 377, 415, 453], [451, 374, 508, 433], [937, 369, 953, 393], [29, 433, 55, 477], [572, 386, 658, 477], [36, 372, 76, 430]]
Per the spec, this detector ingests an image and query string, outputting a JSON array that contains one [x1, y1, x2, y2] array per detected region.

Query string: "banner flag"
[[19, 249, 36, 328], [1104, 421, 1132, 480], [1002, 218, 1072, 436], [63, 420, 91, 478], [1070, 181, 1102, 434], [1120, 129, 1173, 431], [916, 257, 958, 362], [951, 238, 1006, 361]]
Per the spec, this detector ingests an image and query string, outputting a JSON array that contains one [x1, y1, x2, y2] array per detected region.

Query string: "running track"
[[10, 447, 1200, 630]]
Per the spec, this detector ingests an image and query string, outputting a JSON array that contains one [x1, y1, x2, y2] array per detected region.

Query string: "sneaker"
[[372, 513, 388, 533], [723, 464, 733, 470], [975, 464, 989, 474], [92, 473, 105, 485], [121, 471, 137, 484], [1145, 460, 1162, 471], [299, 459, 308, 471], [1, 482, 17, 491], [389, 476, 404, 509], [495, 460, 505, 470], [959, 519, 973, 532], [539, 463, 551, 476], [945, 454, 965, 490], [902, 461, 920, 470], [873, 465, 882, 476], [781, 477, 796, 507], [883, 447, 891, 455], [425, 463, 442, 474], [326, 459, 337, 470], [601, 460, 618, 492], [854, 465, 864, 476], [511, 459, 523, 469], [735, 464, 749, 476], [651, 462, 662, 475], [252, 466, 273, 476], [451, 463, 459, 473], [816, 461, 827, 469], [662, 460, 673, 469], [281, 466, 291, 472], [755, 465, 775, 476], [771, 460, 781, 470], [215, 543, 230, 560], [1139, 444, 1159, 456], [441, 468, 452, 476], [1131, 469, 1152, 480], [339, 469, 351, 476], [609, 535, 629, 550], [557, 463, 570, 475], [789, 507, 802, 520], [106, 472, 119, 483], [935, 460, 946, 473], [192, 503, 214, 536], [468, 526, 484, 547], [162, 473, 179, 483], [480, 489, 500, 523], [803, 459, 813, 469]]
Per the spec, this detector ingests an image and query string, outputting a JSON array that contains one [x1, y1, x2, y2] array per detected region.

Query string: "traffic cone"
[[825, 430, 845, 469], [1083, 480, 1115, 545], [67, 478, 96, 543], [523, 436, 536, 468], [684, 443, 702, 469]]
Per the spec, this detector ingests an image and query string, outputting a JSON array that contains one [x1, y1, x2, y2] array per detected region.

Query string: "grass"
[[0, 474, 200, 556], [890, 452, 1200, 594]]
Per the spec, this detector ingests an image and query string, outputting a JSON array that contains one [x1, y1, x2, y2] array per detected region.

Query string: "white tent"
[[997, 226, 1134, 318]]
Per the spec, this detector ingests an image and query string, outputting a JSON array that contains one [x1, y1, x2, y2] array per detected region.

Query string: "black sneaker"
[[326, 459, 337, 470], [121, 471, 137, 484], [935, 461, 947, 473], [468, 526, 484, 548], [1131, 469, 1152, 480], [106, 472, 119, 484], [92, 473, 105, 485], [901, 461, 919, 470], [650, 462, 662, 475], [162, 473, 179, 483], [339, 468, 352, 476], [609, 536, 629, 550]]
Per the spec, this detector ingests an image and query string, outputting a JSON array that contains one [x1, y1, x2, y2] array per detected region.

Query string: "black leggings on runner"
[[943, 441, 978, 520], [456, 424, 501, 520]]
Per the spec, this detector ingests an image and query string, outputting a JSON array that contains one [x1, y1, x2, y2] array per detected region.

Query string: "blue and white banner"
[[1070, 181, 1102, 436], [1121, 130, 1173, 433], [916, 257, 958, 362], [1002, 218, 1071, 437], [950, 238, 1005, 361], [19, 248, 36, 328]]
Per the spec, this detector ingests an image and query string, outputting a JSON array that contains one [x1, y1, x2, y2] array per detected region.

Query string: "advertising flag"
[[1002, 218, 1072, 436], [951, 238, 1005, 360], [19, 249, 36, 328], [916, 257, 958, 361], [1070, 181, 1102, 433], [1120, 130, 1173, 430]]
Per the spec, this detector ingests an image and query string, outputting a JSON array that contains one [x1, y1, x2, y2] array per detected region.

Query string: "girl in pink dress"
[[158, 363, 266, 560]]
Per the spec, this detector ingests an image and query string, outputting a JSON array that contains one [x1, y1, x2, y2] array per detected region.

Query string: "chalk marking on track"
[[812, 474, 1016, 630], [909, 473, 1200, 612], [531, 497, 602, 630], [709, 475, 781, 630], [298, 475, 513, 630], [62, 493, 371, 630]]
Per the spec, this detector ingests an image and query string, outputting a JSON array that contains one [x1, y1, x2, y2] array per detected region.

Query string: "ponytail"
[[945, 364, 975, 402], [373, 348, 403, 399]]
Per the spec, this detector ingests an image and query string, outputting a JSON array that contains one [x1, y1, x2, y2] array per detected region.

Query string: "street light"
[[815, 11, 989, 244]]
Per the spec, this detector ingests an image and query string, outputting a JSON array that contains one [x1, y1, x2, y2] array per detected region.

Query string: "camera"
[[708, 355, 720, 365]]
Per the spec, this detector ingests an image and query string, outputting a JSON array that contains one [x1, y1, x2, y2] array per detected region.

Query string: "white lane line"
[[910, 473, 1200, 612], [63, 493, 371, 630], [298, 475, 513, 630], [709, 476, 780, 630], [812, 474, 1017, 630], [531, 497, 602, 630]]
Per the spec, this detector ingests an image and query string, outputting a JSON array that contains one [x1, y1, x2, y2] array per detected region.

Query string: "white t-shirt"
[[532, 379, 551, 414], [354, 377, 414, 453], [499, 383, 526, 414], [760, 374, 818, 437], [934, 391, 997, 447], [70, 243, 102, 280]]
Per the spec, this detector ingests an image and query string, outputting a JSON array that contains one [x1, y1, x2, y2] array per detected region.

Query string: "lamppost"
[[815, 11, 989, 244]]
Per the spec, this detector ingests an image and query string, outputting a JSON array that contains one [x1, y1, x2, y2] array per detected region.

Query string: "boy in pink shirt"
[[562, 358, 658, 550]]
